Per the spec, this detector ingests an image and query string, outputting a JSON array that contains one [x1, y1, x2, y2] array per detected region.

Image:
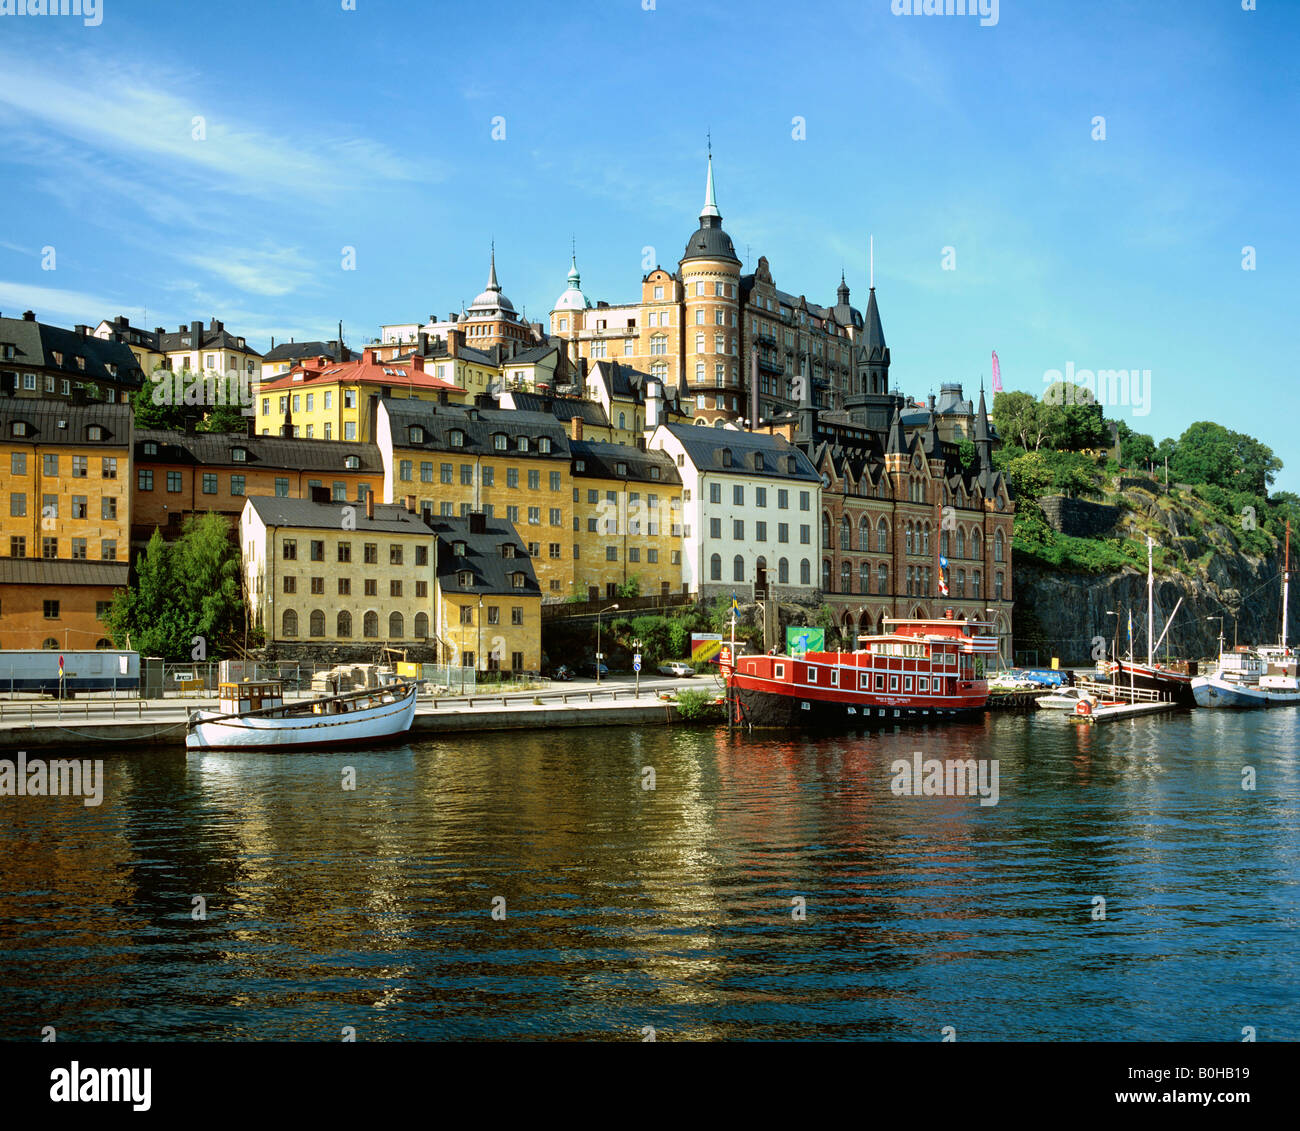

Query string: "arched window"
[[971, 528, 981, 560], [778, 557, 789, 584], [821, 512, 831, 548], [821, 559, 832, 590], [922, 526, 930, 555], [733, 554, 745, 583], [618, 412, 626, 430], [906, 565, 914, 595], [282, 608, 298, 637], [860, 561, 870, 593], [955, 528, 965, 558], [956, 569, 966, 597], [877, 518, 888, 553], [878, 563, 888, 595], [363, 610, 379, 638], [972, 571, 981, 599], [309, 609, 325, 637], [905, 524, 914, 555], [415, 612, 429, 638], [994, 529, 1005, 562], [941, 530, 950, 557], [95, 637, 112, 649], [337, 610, 352, 637], [858, 516, 870, 552], [389, 612, 404, 639], [995, 572, 1004, 599], [840, 560, 851, 592], [840, 516, 850, 550], [710, 553, 722, 581], [43, 638, 59, 649], [800, 558, 811, 586]]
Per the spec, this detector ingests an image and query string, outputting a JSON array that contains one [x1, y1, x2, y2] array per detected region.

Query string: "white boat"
[[1193, 521, 1299, 709], [1035, 686, 1089, 710], [186, 679, 418, 750]]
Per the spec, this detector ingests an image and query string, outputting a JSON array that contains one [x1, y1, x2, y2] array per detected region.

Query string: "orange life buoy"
[[1075, 699, 1093, 716]]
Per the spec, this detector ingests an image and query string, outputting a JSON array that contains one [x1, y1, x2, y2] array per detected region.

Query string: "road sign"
[[633, 653, 641, 665], [633, 661, 641, 672]]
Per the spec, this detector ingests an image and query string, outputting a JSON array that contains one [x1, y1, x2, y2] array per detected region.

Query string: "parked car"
[[579, 661, 610, 678], [658, 661, 694, 677]]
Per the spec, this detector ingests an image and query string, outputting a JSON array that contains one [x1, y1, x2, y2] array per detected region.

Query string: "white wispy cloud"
[[0, 280, 147, 324], [181, 247, 319, 299]]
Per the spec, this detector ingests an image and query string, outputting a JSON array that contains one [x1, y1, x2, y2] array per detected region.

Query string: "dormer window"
[[1, 344, 14, 360], [574, 459, 585, 472], [753, 452, 765, 471], [408, 425, 425, 444], [344, 455, 360, 470], [230, 447, 247, 462], [721, 448, 732, 468], [449, 430, 465, 448], [615, 462, 628, 477], [75, 356, 86, 370], [453, 541, 467, 557], [458, 570, 473, 587], [11, 421, 29, 437], [52, 351, 63, 366], [501, 543, 516, 558], [787, 456, 797, 473], [538, 437, 551, 454], [87, 425, 105, 440], [517, 436, 529, 452], [511, 571, 526, 589], [142, 441, 158, 455], [493, 433, 508, 450], [106, 364, 117, 377], [650, 466, 660, 480]]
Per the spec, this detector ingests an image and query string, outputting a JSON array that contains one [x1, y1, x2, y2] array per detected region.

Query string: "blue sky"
[[1, 0, 1295, 488]]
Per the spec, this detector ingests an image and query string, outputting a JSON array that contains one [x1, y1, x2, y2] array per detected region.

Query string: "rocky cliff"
[[1014, 479, 1295, 665]]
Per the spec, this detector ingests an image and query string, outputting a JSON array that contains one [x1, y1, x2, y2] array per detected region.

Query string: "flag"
[[939, 575, 949, 596], [938, 555, 949, 595], [731, 592, 739, 610], [1127, 610, 1133, 655], [939, 555, 949, 570], [991, 350, 1002, 393]]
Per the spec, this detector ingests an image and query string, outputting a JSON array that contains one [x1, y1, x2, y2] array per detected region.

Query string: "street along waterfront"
[[0, 709, 1295, 1041]]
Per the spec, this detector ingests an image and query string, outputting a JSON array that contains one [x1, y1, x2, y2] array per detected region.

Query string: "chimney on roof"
[[365, 491, 375, 520], [22, 310, 35, 321], [437, 390, 448, 406], [570, 414, 583, 443], [310, 485, 330, 504], [154, 327, 165, 338], [447, 328, 463, 359], [449, 312, 458, 323], [190, 320, 203, 340], [417, 331, 429, 356], [469, 511, 487, 535], [211, 319, 223, 332], [411, 355, 425, 374], [245, 413, 255, 438], [362, 347, 376, 365], [74, 324, 89, 337]]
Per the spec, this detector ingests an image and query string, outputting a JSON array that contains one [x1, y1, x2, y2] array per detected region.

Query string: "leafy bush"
[[674, 688, 721, 721]]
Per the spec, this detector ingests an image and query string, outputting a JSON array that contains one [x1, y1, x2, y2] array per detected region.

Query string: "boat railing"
[[1076, 677, 1163, 704]]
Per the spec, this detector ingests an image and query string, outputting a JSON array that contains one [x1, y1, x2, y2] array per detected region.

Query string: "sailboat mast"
[[1283, 519, 1291, 653], [1147, 535, 1154, 668]]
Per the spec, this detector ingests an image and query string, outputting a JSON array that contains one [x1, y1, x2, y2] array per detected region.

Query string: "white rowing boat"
[[185, 679, 417, 750]]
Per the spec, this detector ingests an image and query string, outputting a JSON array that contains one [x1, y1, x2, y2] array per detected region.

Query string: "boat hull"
[[1111, 661, 1198, 707], [186, 686, 417, 750], [1192, 676, 1300, 709], [731, 684, 983, 729]]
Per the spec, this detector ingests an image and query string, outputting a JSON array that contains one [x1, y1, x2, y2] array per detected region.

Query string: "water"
[[1, 710, 1297, 1041]]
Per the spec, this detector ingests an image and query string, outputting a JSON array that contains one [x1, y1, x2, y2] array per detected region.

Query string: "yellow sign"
[[1051, 657, 1060, 670], [691, 633, 723, 662]]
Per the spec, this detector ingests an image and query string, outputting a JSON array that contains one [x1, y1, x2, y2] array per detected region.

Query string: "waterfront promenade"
[[0, 675, 704, 751]]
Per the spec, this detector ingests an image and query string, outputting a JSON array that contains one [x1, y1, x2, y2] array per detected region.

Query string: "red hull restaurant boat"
[[720, 615, 997, 729]]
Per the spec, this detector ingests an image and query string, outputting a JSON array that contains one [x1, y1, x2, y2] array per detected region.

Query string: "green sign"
[[786, 626, 825, 657]]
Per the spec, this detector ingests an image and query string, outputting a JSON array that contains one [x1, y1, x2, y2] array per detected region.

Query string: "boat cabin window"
[[919, 677, 928, 692], [875, 674, 884, 691], [904, 676, 913, 692], [774, 664, 784, 679], [889, 675, 899, 691], [830, 669, 839, 686], [808, 667, 818, 683], [859, 673, 870, 689]]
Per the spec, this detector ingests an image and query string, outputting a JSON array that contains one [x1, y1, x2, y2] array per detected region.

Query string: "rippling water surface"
[[1, 710, 1297, 1041]]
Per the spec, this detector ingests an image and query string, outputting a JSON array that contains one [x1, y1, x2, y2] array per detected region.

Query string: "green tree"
[[1169, 421, 1282, 496], [131, 371, 193, 431], [197, 403, 250, 433], [992, 391, 1049, 451], [1114, 420, 1158, 469]]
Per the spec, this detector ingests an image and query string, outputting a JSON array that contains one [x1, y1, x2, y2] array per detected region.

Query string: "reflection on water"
[[0, 710, 1296, 1041]]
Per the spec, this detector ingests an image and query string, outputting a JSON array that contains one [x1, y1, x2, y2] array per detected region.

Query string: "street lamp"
[[596, 604, 618, 685], [1207, 616, 1225, 658], [1105, 610, 1119, 664], [631, 637, 643, 698]]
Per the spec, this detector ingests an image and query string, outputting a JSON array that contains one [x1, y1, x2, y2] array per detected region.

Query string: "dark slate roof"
[[502, 344, 559, 366], [158, 320, 262, 358], [681, 217, 740, 264], [263, 340, 353, 364], [663, 424, 820, 482], [589, 359, 650, 402], [428, 517, 541, 597], [0, 558, 129, 587], [134, 429, 382, 472], [244, 496, 427, 535], [570, 439, 681, 486], [0, 397, 131, 446], [507, 392, 610, 429], [379, 397, 571, 458], [0, 316, 145, 390]]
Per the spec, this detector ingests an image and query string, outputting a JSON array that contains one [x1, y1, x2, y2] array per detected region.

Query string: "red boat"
[[1104, 659, 1197, 707], [720, 615, 997, 729]]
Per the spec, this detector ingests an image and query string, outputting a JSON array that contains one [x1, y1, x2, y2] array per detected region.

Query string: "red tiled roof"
[[256, 347, 464, 394]]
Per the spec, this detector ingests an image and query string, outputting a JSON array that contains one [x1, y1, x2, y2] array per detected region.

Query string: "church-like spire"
[[700, 153, 721, 221], [836, 269, 850, 307], [486, 242, 500, 293], [864, 286, 886, 353], [886, 406, 907, 455]]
